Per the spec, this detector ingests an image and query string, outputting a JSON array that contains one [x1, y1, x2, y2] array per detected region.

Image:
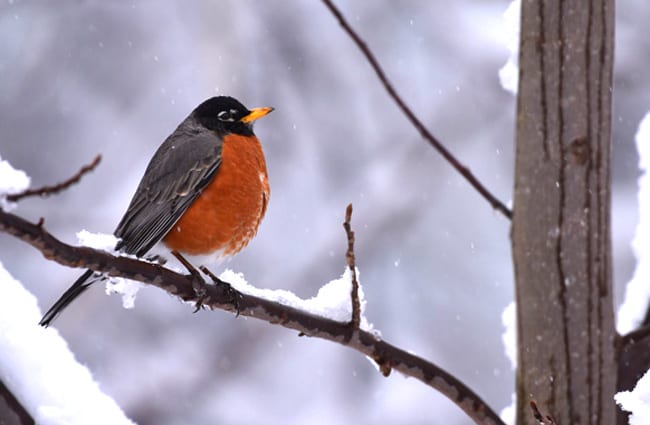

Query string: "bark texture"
[[512, 0, 616, 424]]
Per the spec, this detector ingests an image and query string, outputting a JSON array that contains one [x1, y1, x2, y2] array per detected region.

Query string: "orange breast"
[[163, 134, 269, 257]]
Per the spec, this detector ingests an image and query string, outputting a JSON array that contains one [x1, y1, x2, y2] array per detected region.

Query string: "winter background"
[[1, 1, 649, 424]]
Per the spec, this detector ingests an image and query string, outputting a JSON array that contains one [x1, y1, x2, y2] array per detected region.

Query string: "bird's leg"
[[199, 266, 242, 317], [171, 251, 207, 312]]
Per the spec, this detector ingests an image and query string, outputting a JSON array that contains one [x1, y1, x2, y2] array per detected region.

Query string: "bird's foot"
[[190, 278, 208, 313], [199, 266, 242, 317]]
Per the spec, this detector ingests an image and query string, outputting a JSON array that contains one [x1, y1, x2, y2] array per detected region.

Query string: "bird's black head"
[[192, 96, 273, 136]]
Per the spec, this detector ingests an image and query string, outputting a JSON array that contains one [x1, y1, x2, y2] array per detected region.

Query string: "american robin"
[[39, 96, 273, 327]]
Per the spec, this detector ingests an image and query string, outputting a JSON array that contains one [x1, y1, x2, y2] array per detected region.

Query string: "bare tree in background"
[[511, 0, 617, 422], [514, 0, 647, 424]]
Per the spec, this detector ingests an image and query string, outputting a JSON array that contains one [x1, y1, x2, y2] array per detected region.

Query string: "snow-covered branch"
[[0, 207, 505, 425]]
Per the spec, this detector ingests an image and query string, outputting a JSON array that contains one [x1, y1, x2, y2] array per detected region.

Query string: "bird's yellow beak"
[[240, 107, 274, 123]]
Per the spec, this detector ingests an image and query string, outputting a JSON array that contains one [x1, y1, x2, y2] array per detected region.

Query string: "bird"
[[39, 96, 273, 327]]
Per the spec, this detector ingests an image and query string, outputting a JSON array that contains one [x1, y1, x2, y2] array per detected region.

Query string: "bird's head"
[[193, 96, 274, 136]]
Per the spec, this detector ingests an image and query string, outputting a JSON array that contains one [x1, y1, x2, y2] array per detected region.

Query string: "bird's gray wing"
[[114, 124, 222, 257]]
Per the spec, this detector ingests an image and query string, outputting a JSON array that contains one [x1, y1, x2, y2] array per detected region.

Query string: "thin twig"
[[0, 208, 506, 425], [6, 155, 101, 202], [343, 203, 361, 330], [530, 401, 558, 425], [616, 323, 650, 394], [320, 0, 512, 220], [619, 323, 650, 348]]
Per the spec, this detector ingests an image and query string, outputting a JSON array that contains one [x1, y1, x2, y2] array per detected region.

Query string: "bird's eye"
[[217, 110, 235, 122]]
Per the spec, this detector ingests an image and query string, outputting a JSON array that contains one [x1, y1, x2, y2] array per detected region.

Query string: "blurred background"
[[1, 1, 648, 424]]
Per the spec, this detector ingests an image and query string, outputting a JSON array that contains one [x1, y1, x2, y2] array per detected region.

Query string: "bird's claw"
[[191, 276, 208, 313], [199, 265, 242, 317]]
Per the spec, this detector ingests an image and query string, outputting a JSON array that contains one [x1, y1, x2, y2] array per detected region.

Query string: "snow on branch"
[[0, 156, 31, 211], [6, 155, 101, 203], [0, 205, 505, 425], [0, 154, 505, 424], [616, 369, 650, 425]]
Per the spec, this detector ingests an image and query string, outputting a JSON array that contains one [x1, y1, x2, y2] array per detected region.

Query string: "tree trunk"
[[512, 1, 616, 424]]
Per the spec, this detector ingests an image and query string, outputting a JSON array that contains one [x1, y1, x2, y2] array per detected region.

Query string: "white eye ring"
[[217, 110, 235, 122]]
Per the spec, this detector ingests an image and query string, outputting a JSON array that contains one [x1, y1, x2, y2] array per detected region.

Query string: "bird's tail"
[[39, 269, 98, 327]]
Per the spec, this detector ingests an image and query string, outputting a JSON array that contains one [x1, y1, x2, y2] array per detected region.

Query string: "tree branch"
[[617, 325, 650, 393], [6, 155, 101, 202], [0, 378, 34, 425], [342, 203, 361, 330], [530, 401, 558, 425], [320, 0, 512, 220], [0, 208, 505, 425]]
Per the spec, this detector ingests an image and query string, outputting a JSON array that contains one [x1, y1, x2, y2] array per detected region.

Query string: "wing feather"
[[114, 122, 222, 257]]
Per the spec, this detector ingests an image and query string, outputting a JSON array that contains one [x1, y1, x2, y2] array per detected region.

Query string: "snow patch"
[[221, 267, 377, 333], [0, 155, 31, 211], [105, 278, 142, 309], [617, 112, 650, 334], [0, 261, 135, 424], [498, 0, 520, 95], [75, 230, 142, 309], [501, 301, 516, 369], [500, 393, 516, 425], [76, 229, 119, 251], [616, 369, 650, 425]]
